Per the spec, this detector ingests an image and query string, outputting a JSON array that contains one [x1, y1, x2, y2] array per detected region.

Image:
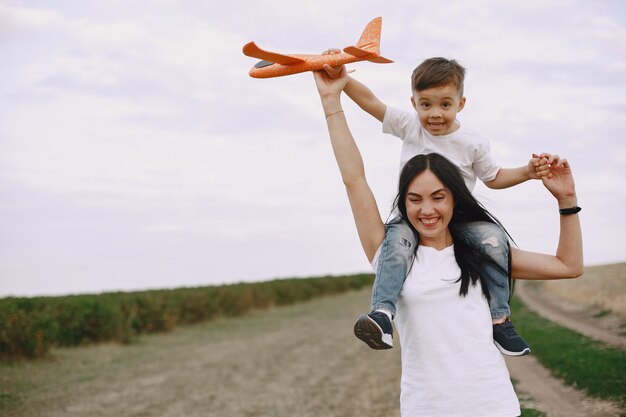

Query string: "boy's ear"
[[458, 96, 467, 112], [410, 96, 417, 110]]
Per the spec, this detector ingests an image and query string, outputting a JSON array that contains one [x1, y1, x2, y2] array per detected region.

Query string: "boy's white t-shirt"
[[383, 106, 501, 191], [372, 244, 521, 417]]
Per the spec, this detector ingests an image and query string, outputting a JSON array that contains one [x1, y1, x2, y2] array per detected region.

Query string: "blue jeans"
[[371, 219, 511, 319]]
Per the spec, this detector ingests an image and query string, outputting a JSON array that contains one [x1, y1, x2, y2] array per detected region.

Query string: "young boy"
[[323, 56, 548, 356]]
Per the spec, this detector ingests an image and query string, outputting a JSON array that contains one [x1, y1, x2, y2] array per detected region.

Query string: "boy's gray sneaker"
[[493, 319, 531, 356], [354, 311, 393, 350]]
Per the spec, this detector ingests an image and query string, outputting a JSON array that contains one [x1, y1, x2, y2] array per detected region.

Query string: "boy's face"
[[411, 84, 466, 136]]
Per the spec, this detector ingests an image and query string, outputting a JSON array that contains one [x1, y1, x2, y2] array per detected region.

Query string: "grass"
[[520, 410, 546, 417], [0, 393, 16, 410], [593, 309, 612, 318], [511, 295, 626, 406]]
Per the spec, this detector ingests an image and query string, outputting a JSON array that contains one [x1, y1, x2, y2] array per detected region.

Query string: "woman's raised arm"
[[511, 155, 583, 280], [313, 69, 385, 262]]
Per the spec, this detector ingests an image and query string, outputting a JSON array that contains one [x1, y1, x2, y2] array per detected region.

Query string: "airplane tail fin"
[[343, 17, 393, 63]]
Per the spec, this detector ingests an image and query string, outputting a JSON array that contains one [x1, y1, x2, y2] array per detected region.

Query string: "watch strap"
[[559, 206, 581, 215]]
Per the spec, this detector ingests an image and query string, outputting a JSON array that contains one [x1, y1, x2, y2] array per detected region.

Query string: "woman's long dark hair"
[[391, 153, 512, 300]]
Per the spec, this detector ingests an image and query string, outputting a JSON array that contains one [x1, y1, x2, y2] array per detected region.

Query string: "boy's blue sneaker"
[[354, 311, 393, 350], [493, 319, 531, 356]]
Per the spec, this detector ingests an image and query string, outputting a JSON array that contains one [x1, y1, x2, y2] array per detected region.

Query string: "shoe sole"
[[354, 314, 393, 350], [494, 341, 531, 356]]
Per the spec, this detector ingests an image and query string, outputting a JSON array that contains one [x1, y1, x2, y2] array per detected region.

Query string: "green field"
[[1, 274, 623, 416], [0, 274, 374, 360]]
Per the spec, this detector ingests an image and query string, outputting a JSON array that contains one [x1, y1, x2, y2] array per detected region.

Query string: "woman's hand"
[[511, 153, 583, 281], [313, 64, 349, 99], [536, 153, 577, 206]]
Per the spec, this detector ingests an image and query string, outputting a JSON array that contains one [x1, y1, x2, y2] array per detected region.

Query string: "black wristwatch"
[[559, 206, 582, 215]]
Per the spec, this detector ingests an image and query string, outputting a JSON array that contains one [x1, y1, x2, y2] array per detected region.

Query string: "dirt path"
[[505, 280, 625, 417], [515, 280, 626, 349]]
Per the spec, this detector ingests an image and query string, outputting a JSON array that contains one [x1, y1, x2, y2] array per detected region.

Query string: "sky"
[[1, 0, 625, 297]]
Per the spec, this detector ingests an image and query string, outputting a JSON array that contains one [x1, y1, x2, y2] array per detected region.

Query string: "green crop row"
[[0, 274, 374, 360]]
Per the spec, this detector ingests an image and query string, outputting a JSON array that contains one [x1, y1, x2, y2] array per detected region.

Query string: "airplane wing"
[[343, 46, 370, 58], [242, 42, 306, 66], [344, 45, 393, 63]]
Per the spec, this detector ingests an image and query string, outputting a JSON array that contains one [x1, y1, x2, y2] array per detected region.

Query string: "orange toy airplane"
[[243, 17, 393, 78]]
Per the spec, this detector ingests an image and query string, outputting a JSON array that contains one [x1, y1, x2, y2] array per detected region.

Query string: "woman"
[[313, 68, 583, 417]]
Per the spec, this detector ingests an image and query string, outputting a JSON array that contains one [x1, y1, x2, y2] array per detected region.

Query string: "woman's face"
[[405, 169, 454, 248]]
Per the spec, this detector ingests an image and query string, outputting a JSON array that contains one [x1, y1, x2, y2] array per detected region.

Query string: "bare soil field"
[[517, 262, 626, 347], [541, 262, 626, 319], [1, 262, 624, 417]]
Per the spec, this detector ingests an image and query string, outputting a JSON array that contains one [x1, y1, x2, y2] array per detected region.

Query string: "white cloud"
[[70, 19, 151, 44], [0, 3, 58, 31]]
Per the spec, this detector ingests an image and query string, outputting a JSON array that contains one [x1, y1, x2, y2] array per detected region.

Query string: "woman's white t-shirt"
[[373, 244, 520, 417]]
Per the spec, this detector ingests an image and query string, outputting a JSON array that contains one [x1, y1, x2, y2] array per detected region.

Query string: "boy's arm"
[[321, 52, 386, 122], [484, 154, 552, 189], [484, 166, 531, 189], [343, 76, 387, 123]]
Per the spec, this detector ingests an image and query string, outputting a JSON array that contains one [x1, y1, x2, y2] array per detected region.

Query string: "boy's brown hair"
[[411, 57, 466, 96]]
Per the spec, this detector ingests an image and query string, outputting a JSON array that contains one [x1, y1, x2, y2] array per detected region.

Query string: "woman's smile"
[[419, 217, 440, 227]]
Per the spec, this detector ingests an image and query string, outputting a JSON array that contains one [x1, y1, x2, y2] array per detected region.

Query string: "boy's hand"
[[529, 153, 552, 179], [534, 153, 563, 179]]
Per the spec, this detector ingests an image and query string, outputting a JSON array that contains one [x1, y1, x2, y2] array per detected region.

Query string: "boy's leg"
[[454, 221, 531, 356], [354, 219, 416, 350], [371, 220, 416, 315]]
